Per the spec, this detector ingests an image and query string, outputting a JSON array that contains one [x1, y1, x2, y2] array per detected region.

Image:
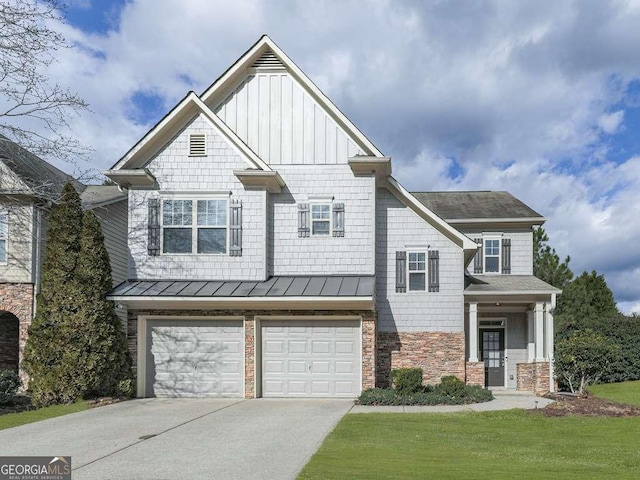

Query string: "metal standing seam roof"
[[464, 275, 561, 294], [109, 276, 376, 298], [410, 191, 544, 220]]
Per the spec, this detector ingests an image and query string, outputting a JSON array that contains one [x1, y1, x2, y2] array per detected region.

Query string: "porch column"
[[546, 295, 556, 392], [526, 309, 535, 362], [534, 302, 545, 361], [468, 302, 479, 362]]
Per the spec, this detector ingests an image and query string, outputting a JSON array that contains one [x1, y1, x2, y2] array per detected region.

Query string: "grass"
[[589, 381, 640, 406], [0, 401, 89, 431], [298, 410, 640, 479]]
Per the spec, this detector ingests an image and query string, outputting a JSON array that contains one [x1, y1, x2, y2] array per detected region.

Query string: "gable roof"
[[109, 92, 271, 172], [0, 134, 82, 198], [200, 35, 384, 158], [411, 191, 544, 223], [80, 185, 127, 209]]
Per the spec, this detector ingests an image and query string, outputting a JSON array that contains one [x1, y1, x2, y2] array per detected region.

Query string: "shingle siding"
[[127, 114, 267, 281], [463, 229, 533, 275], [376, 188, 464, 333], [269, 164, 375, 276], [0, 200, 33, 283]]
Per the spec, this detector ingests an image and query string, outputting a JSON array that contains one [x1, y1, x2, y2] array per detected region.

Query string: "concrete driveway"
[[0, 398, 353, 480]]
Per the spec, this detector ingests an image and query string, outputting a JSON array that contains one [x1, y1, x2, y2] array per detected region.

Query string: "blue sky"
[[42, 0, 640, 313]]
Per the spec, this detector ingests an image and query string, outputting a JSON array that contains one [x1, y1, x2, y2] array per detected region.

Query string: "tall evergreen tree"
[[533, 227, 573, 289], [23, 183, 132, 406], [555, 270, 619, 334], [75, 210, 131, 397], [23, 183, 85, 406]]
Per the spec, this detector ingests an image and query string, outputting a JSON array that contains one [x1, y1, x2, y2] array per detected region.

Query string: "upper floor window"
[[408, 252, 426, 291], [473, 235, 511, 275], [311, 204, 331, 235], [162, 199, 227, 254], [0, 213, 7, 263]]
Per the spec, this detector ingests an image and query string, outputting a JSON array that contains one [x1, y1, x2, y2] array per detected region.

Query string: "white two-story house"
[[105, 36, 559, 398]]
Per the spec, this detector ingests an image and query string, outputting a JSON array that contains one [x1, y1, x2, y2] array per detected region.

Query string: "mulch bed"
[[0, 395, 129, 416], [538, 394, 640, 417]]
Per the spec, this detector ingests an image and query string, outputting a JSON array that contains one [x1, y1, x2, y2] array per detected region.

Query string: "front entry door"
[[480, 329, 505, 387]]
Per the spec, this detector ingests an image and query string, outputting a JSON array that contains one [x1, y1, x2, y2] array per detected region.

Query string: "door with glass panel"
[[480, 329, 505, 387]]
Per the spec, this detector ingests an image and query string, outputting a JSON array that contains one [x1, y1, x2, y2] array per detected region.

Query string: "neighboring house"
[[105, 35, 560, 399], [0, 134, 127, 376]]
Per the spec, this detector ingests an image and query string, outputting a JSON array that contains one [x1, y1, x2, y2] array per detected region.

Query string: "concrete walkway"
[[350, 391, 554, 413]]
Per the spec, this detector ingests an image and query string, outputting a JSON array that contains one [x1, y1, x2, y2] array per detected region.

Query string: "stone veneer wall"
[[376, 332, 466, 387], [0, 283, 34, 384], [465, 361, 485, 386], [517, 362, 551, 395], [128, 308, 376, 399]]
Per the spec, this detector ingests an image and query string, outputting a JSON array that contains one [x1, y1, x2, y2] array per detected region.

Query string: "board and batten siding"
[[127, 114, 267, 281], [268, 164, 375, 276], [0, 199, 33, 284], [214, 73, 363, 165], [376, 188, 464, 333], [92, 199, 128, 286]]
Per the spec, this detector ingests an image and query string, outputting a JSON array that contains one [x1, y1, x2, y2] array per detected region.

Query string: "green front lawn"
[[589, 381, 640, 406], [0, 401, 89, 431], [298, 411, 640, 479]]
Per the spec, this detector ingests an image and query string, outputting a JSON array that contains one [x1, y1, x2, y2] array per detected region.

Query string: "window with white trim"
[[311, 203, 331, 236], [484, 237, 501, 273], [408, 252, 426, 291], [162, 199, 227, 254], [0, 213, 7, 263]]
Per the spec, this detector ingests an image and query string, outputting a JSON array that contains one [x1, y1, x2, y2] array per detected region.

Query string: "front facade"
[[106, 36, 559, 399]]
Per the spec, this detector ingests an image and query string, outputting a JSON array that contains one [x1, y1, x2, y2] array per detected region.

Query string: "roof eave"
[[106, 295, 375, 311], [102, 169, 157, 189], [233, 169, 285, 193]]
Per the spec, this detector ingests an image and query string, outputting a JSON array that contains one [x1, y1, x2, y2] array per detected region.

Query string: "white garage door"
[[146, 319, 244, 397], [262, 320, 361, 397]]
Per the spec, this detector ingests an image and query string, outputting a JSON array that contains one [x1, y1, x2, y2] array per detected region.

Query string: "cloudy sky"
[[38, 0, 640, 313]]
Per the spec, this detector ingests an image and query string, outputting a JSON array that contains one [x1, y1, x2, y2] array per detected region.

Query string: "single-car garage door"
[[262, 320, 361, 397], [146, 319, 244, 397]]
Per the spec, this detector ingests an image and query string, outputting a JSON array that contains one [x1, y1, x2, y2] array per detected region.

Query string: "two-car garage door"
[[144, 318, 361, 398]]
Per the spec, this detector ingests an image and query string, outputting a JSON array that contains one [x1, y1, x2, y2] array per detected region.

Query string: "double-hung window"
[[162, 199, 227, 254], [0, 213, 7, 263], [311, 203, 331, 236], [484, 238, 501, 273], [408, 252, 426, 291]]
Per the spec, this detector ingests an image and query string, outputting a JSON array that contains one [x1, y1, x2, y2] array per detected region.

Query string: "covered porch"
[[464, 275, 561, 395]]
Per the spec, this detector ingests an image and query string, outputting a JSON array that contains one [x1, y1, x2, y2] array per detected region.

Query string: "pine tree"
[[75, 210, 132, 397], [23, 183, 132, 406], [23, 183, 86, 406], [533, 227, 573, 290]]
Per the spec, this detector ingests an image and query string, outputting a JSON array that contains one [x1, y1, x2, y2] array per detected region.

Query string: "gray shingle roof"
[[109, 276, 375, 298], [465, 275, 560, 294], [411, 191, 543, 220], [0, 133, 83, 198]]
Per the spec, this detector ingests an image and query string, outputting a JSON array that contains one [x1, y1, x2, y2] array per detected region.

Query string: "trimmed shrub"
[[0, 370, 21, 405], [358, 384, 493, 406], [435, 376, 466, 397], [392, 368, 423, 394]]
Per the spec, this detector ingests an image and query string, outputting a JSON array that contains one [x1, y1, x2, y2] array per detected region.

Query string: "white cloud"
[[35, 0, 640, 309]]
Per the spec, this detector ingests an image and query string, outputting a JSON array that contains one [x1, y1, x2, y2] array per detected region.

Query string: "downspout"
[[32, 206, 42, 317], [548, 293, 556, 393]]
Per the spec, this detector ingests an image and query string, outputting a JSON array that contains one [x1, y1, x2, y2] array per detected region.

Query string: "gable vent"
[[252, 49, 284, 69], [189, 133, 206, 156]]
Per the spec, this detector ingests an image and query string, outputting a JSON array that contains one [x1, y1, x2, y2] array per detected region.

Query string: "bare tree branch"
[[0, 0, 90, 164]]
